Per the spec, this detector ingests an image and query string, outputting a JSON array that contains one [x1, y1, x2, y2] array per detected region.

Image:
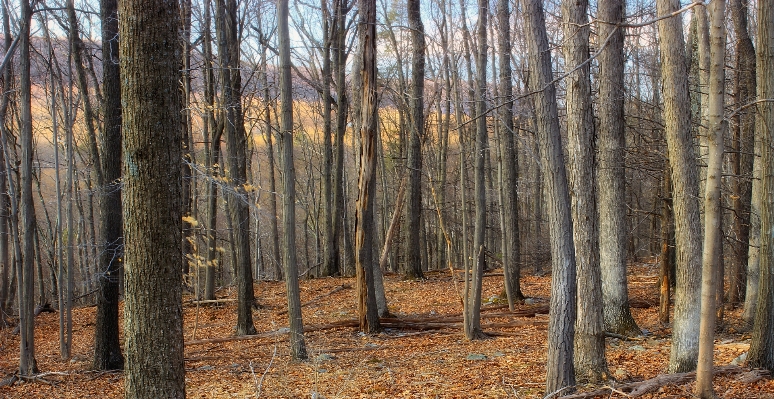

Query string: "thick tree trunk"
[[656, 0, 703, 373], [522, 0, 577, 392], [695, 0, 725, 395], [563, 0, 608, 383], [278, 0, 308, 359], [119, 0, 186, 395], [747, 0, 774, 372]]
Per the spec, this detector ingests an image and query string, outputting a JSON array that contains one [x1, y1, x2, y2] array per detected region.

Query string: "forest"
[[0, 0, 773, 397]]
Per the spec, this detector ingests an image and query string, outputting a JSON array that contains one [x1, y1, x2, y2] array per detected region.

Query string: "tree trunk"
[[465, 0, 488, 342], [522, 0, 577, 392], [695, 0, 725, 394], [729, 0, 756, 307], [497, 0, 522, 309], [563, 0, 607, 383], [656, 0, 703, 373], [354, 0, 381, 333], [597, 0, 641, 338], [747, 0, 774, 372], [18, 0, 37, 376], [278, 0, 308, 360], [215, 0, 256, 336], [404, 0, 425, 280], [93, 0, 124, 370], [120, 0, 186, 395]]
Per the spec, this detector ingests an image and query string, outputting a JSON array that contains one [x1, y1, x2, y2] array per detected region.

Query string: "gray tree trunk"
[[562, 0, 608, 383], [522, 0, 577, 392], [278, 0, 308, 360], [656, 0, 703, 373]]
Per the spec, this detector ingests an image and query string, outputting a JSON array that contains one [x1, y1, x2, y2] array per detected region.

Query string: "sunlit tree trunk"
[[354, 0, 381, 333], [695, 0, 725, 394]]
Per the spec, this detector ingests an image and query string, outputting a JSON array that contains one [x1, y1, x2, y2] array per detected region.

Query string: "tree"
[[119, 0, 185, 395], [497, 0, 523, 309], [729, 0, 756, 307], [463, 0, 488, 341], [216, 0, 257, 336], [695, 0, 725, 395], [354, 0, 380, 333], [656, 0, 702, 373], [597, 0, 641, 338], [404, 0, 425, 280], [18, 0, 37, 376], [747, 0, 774, 372], [562, 0, 607, 382], [278, 0, 308, 359], [522, 0, 577, 392], [93, 0, 124, 371]]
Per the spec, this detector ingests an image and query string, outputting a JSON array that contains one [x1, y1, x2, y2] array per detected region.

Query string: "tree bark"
[[93, 0, 124, 371], [354, 0, 381, 333], [695, 0, 725, 394], [120, 0, 185, 395], [747, 0, 774, 372], [656, 0, 703, 373], [522, 0, 577, 392], [563, 0, 608, 383]]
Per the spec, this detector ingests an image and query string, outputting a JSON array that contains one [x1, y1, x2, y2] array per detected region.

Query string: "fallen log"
[[560, 365, 753, 399]]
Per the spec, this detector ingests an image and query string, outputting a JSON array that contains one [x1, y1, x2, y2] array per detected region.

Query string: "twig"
[[276, 284, 351, 316]]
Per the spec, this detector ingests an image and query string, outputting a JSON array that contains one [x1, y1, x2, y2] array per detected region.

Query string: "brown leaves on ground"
[[0, 259, 772, 398]]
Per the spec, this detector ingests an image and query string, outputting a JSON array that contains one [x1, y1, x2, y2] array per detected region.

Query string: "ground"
[[1, 260, 773, 398]]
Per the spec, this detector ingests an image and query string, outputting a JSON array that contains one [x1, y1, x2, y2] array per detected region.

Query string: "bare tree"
[[354, 0, 381, 333], [279, 0, 308, 359], [522, 0, 577, 391], [656, 0, 702, 373], [747, 0, 774, 372]]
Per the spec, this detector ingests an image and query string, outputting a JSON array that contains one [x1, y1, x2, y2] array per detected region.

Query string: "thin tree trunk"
[[278, 0, 308, 359], [695, 0, 725, 394], [354, 0, 381, 333], [18, 0, 37, 376]]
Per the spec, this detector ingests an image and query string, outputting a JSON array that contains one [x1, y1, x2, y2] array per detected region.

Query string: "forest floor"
[[0, 259, 772, 398]]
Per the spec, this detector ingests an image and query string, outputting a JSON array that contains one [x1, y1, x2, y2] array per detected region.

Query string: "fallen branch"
[[560, 365, 751, 398], [189, 298, 238, 305], [276, 284, 351, 316]]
